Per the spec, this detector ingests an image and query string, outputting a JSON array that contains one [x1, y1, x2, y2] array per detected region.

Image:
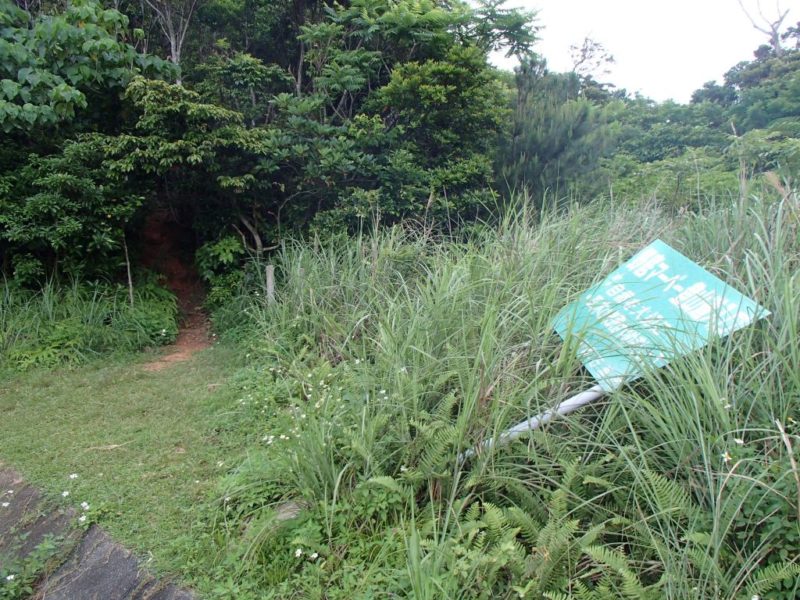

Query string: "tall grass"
[[213, 193, 799, 599], [0, 278, 178, 372]]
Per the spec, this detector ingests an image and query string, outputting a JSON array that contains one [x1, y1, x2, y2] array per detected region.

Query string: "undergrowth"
[[203, 193, 800, 599], [0, 277, 178, 372]]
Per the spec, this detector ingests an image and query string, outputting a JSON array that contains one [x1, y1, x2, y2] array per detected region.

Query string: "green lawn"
[[0, 345, 245, 578]]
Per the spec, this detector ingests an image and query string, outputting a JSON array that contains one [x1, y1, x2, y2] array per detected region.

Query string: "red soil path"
[[139, 209, 211, 372]]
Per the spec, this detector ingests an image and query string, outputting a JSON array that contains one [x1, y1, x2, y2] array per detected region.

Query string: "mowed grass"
[[0, 344, 246, 576]]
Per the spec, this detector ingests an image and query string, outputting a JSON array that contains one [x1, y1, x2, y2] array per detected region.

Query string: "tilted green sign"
[[553, 240, 770, 391]]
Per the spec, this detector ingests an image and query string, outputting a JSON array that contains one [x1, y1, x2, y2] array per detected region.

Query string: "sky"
[[489, 0, 798, 103]]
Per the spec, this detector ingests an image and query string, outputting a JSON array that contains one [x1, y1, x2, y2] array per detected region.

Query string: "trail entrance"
[[139, 208, 211, 372]]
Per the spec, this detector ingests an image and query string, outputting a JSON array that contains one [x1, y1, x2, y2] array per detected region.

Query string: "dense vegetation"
[[2, 0, 798, 286], [1, 0, 799, 598]]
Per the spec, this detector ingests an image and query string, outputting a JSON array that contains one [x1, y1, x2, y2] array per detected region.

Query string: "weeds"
[[210, 193, 799, 598], [0, 277, 178, 372]]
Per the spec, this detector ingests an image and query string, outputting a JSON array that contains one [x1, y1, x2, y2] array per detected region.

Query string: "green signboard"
[[553, 240, 770, 391]]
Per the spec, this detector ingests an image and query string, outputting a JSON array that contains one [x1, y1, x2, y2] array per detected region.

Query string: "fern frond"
[[746, 561, 800, 597], [506, 506, 542, 547]]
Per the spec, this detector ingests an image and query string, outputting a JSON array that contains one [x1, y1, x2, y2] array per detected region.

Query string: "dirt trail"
[[139, 209, 211, 372]]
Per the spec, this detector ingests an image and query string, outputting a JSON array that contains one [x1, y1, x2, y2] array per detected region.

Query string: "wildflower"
[[310, 552, 319, 560], [722, 451, 732, 463], [6, 574, 14, 581], [69, 473, 78, 480], [354, 359, 361, 364], [62, 491, 70, 497], [81, 502, 90, 510], [734, 438, 745, 445], [216, 461, 224, 467], [1, 502, 9, 508], [295, 548, 303, 558], [6, 490, 12, 494], [400, 465, 408, 473], [78, 515, 87, 523]]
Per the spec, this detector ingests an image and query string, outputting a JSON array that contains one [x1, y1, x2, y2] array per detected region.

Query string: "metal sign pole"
[[459, 384, 605, 462]]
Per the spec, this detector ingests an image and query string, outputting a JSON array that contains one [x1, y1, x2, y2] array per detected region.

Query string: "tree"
[[500, 57, 618, 199], [141, 0, 199, 82], [0, 0, 171, 279], [736, 0, 790, 57], [0, 0, 171, 131], [1, 0, 538, 280], [0, 138, 145, 279], [570, 37, 614, 83]]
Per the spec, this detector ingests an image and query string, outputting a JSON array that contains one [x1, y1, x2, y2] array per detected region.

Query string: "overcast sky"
[[489, 0, 798, 103]]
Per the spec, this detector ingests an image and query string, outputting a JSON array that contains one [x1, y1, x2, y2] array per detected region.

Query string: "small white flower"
[[354, 359, 361, 364], [379, 390, 386, 395], [722, 451, 732, 463], [734, 438, 745, 445], [723, 403, 732, 410], [62, 491, 70, 497], [295, 548, 303, 558], [216, 461, 224, 467], [6, 490, 13, 494], [1, 502, 9, 508], [69, 473, 78, 480], [80, 502, 90, 511], [6, 574, 14, 581], [400, 465, 408, 473], [751, 595, 761, 600], [310, 552, 319, 560], [78, 515, 87, 523]]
